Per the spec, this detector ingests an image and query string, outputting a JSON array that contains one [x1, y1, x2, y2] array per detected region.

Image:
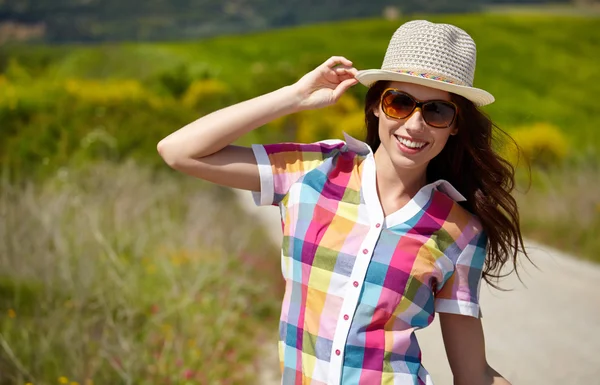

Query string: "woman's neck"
[[373, 146, 428, 211]]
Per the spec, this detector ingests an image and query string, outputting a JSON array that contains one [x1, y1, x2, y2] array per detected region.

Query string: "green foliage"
[[296, 94, 366, 143], [0, 161, 281, 384], [0, 77, 197, 180], [505, 123, 569, 169], [181, 79, 233, 113], [155, 64, 194, 98], [152, 63, 217, 98], [4, 58, 32, 83], [5, 14, 596, 151]]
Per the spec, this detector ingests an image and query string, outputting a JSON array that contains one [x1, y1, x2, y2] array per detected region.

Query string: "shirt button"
[[335, 349, 341, 356], [353, 281, 359, 287], [344, 314, 349, 320], [362, 249, 368, 254], [376, 223, 381, 228]]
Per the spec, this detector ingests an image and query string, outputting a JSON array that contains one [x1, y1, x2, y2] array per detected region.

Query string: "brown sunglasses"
[[380, 88, 458, 128]]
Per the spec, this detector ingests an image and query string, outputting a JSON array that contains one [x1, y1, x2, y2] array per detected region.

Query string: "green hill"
[[3, 14, 599, 155]]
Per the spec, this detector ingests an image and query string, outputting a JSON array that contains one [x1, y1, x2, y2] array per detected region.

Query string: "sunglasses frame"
[[379, 88, 459, 128]]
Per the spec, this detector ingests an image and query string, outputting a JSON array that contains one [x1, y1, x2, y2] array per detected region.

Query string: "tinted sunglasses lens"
[[422, 101, 457, 128], [382, 91, 415, 119]]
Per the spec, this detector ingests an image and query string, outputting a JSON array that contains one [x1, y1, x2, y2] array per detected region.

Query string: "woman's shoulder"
[[429, 181, 484, 239]]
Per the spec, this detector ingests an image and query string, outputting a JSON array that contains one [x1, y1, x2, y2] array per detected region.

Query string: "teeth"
[[396, 136, 427, 149]]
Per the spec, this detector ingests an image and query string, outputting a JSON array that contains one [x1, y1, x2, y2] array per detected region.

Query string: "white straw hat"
[[355, 20, 495, 106]]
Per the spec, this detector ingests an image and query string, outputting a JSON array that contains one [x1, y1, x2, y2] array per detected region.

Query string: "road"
[[235, 189, 600, 385]]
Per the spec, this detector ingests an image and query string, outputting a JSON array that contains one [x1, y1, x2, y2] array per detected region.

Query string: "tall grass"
[[0, 161, 282, 385], [514, 164, 600, 262]]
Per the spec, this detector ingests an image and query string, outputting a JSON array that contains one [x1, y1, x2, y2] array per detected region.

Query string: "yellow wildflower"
[[58, 377, 68, 384], [70, 382, 80, 385], [8, 309, 16, 318]]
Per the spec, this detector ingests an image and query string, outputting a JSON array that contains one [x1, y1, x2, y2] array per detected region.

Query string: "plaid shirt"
[[251, 133, 487, 385]]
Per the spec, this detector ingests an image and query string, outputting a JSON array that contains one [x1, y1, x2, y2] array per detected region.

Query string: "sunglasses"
[[380, 88, 458, 128]]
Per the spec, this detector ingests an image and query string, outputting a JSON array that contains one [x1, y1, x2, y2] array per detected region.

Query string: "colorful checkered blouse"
[[251, 133, 487, 385]]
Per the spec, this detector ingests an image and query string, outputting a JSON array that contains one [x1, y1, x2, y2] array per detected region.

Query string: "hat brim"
[[355, 69, 495, 107]]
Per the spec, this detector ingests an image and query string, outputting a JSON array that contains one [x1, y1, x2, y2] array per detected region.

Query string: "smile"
[[394, 135, 429, 149]]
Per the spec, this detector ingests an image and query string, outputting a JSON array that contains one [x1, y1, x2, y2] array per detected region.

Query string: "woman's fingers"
[[332, 77, 359, 100], [323, 56, 353, 69], [334, 66, 358, 77]]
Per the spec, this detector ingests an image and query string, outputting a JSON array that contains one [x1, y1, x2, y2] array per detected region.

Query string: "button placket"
[[327, 222, 383, 385]]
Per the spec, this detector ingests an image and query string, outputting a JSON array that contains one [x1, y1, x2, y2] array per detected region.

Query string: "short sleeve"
[[251, 140, 346, 207], [434, 229, 488, 318]]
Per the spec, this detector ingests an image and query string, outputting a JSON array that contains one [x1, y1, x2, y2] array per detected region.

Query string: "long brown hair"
[[364, 81, 531, 287]]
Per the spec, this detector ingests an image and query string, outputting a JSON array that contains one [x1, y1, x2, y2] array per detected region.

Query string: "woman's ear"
[[450, 127, 458, 136], [373, 104, 380, 118]]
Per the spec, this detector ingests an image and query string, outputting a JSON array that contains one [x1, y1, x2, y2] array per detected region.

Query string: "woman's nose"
[[403, 108, 426, 131]]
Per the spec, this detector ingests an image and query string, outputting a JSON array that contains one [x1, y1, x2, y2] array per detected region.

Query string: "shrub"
[[153, 63, 217, 99], [296, 94, 365, 143], [505, 123, 569, 169], [4, 58, 32, 83], [63, 78, 159, 107], [0, 79, 196, 180], [154, 63, 194, 99], [181, 79, 232, 113]]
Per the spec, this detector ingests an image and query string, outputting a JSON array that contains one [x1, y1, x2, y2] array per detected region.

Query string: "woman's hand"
[[157, 56, 359, 189], [291, 56, 359, 111]]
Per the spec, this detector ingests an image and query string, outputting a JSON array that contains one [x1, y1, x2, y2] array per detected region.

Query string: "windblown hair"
[[364, 81, 530, 287]]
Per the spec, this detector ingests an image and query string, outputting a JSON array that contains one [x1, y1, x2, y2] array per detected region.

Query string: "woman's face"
[[374, 81, 458, 171]]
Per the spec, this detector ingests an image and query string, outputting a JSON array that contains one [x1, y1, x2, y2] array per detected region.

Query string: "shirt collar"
[[343, 131, 372, 155]]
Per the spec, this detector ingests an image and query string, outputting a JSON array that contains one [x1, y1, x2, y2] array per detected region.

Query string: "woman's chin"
[[390, 153, 427, 170]]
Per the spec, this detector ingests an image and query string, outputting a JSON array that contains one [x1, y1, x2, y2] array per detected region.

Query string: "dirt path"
[[235, 189, 600, 385]]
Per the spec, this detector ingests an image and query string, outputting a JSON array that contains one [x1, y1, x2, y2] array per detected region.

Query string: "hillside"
[[3, 14, 598, 152]]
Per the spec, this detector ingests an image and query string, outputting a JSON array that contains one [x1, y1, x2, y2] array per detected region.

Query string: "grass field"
[[0, 161, 282, 385]]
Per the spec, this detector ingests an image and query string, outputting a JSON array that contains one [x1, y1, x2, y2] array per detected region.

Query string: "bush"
[[181, 79, 232, 113], [4, 58, 32, 83], [63, 78, 160, 107], [153, 63, 217, 99], [0, 78, 197, 180], [505, 123, 569, 169], [296, 94, 365, 143], [154, 64, 194, 99]]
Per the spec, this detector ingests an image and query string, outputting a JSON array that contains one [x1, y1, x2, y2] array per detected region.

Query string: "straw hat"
[[355, 20, 495, 106]]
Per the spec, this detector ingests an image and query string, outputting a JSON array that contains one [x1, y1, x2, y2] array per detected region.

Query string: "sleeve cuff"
[[251, 144, 275, 206], [434, 298, 481, 318]]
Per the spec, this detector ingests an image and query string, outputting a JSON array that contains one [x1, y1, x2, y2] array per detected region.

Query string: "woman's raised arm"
[[156, 56, 358, 191]]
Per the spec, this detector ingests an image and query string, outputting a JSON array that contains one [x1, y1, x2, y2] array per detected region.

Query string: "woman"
[[158, 20, 525, 385]]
